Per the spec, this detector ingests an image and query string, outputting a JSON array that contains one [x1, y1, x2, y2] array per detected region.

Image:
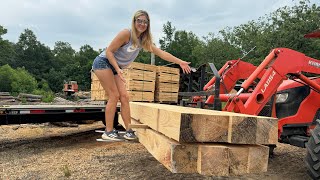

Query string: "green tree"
[[219, 0, 320, 65], [0, 25, 7, 40], [193, 33, 242, 69], [0, 25, 16, 66], [11, 67, 38, 93], [136, 50, 152, 64], [52, 41, 76, 71], [158, 23, 202, 67], [72, 44, 98, 90], [0, 64, 14, 92], [15, 29, 54, 79], [159, 21, 176, 51], [0, 64, 37, 94], [43, 68, 66, 93]]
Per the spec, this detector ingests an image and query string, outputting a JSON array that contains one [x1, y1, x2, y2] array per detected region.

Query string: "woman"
[[92, 10, 191, 141]]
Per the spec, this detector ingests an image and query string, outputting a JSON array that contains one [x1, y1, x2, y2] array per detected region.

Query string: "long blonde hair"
[[131, 10, 153, 52]]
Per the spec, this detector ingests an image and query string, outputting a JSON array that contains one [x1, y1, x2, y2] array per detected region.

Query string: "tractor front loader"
[[180, 29, 320, 179]]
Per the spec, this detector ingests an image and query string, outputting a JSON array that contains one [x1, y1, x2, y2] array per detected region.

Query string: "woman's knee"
[[108, 92, 120, 102], [119, 93, 130, 102]]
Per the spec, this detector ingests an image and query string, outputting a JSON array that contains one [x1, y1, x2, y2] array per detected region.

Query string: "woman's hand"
[[179, 61, 191, 74], [117, 69, 126, 83]]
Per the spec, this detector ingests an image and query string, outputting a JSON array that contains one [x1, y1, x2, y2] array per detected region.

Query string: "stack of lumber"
[[155, 66, 180, 103], [18, 93, 42, 102], [119, 102, 278, 176], [91, 62, 157, 102], [0, 92, 15, 102]]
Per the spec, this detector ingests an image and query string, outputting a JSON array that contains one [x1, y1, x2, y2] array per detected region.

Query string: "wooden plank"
[[92, 79, 155, 92], [91, 81, 104, 91], [129, 102, 278, 144], [156, 72, 180, 83], [128, 91, 154, 102], [123, 69, 156, 82], [126, 80, 155, 92], [90, 90, 154, 102], [156, 82, 179, 92], [127, 62, 157, 72], [91, 63, 156, 101], [157, 66, 180, 75], [119, 115, 269, 176], [118, 115, 199, 173], [197, 144, 269, 176], [155, 92, 178, 102], [91, 72, 99, 81]]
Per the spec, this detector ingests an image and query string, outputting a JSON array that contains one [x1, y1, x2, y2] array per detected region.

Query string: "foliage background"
[[0, 0, 319, 99]]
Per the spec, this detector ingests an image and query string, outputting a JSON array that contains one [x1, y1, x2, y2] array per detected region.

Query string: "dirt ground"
[[0, 122, 311, 180]]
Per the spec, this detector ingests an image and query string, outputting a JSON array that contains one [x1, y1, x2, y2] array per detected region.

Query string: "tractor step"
[[288, 135, 309, 148]]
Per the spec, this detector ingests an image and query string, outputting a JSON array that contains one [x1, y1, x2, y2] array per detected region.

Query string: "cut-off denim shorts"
[[92, 56, 118, 75]]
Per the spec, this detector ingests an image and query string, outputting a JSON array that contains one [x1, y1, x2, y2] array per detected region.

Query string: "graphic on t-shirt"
[[127, 45, 137, 52]]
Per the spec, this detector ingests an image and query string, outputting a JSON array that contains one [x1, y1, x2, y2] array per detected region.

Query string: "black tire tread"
[[305, 119, 320, 179]]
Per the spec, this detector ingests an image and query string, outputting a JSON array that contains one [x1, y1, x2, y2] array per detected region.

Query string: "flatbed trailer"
[[0, 104, 112, 125]]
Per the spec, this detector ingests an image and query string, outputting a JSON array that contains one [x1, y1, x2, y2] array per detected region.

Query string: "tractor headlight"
[[275, 93, 288, 103]]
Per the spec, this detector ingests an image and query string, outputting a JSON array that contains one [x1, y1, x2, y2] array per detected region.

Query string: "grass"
[[61, 165, 71, 177]]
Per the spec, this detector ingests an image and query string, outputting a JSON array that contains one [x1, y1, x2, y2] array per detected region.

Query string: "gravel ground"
[[0, 122, 312, 180]]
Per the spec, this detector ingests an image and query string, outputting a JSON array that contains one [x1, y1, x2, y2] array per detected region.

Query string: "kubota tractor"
[[180, 29, 320, 179]]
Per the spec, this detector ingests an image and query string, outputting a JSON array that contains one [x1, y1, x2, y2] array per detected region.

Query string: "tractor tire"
[[305, 119, 320, 179]]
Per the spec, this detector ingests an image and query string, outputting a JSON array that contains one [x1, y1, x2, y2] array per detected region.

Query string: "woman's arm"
[[151, 45, 191, 74]]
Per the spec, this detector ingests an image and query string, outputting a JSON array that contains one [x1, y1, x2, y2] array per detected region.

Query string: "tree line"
[[0, 0, 319, 99]]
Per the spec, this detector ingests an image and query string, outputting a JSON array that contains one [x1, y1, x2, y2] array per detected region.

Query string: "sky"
[[1, 0, 319, 51]]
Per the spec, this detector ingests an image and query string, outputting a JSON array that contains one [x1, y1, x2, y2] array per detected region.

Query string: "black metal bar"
[[187, 72, 193, 92], [179, 91, 216, 96], [209, 63, 222, 111], [0, 111, 105, 125], [200, 64, 206, 91]]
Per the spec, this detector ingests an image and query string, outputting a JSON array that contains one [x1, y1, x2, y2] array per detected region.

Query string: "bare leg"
[[93, 69, 119, 132], [114, 75, 131, 130]]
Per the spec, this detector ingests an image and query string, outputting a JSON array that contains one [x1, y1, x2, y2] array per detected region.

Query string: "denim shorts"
[[92, 56, 118, 75]]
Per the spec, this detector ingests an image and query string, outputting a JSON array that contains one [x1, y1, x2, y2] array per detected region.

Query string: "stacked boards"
[[91, 62, 180, 103], [119, 102, 278, 176], [91, 62, 156, 102]]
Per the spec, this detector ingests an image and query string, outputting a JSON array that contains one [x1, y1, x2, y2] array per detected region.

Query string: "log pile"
[[0, 92, 15, 102], [119, 102, 278, 176], [18, 93, 42, 102]]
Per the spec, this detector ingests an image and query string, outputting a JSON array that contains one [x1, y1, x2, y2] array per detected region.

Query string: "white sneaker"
[[123, 129, 137, 140], [102, 130, 124, 141]]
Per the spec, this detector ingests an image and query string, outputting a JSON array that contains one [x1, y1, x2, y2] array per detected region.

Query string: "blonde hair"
[[131, 10, 153, 52]]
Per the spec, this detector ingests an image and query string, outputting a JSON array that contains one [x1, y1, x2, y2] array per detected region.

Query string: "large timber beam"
[[119, 115, 269, 176], [129, 102, 278, 144]]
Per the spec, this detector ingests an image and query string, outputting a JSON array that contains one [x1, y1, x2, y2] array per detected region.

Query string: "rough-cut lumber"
[[129, 102, 278, 144], [91, 62, 156, 101], [155, 66, 180, 103], [118, 115, 198, 173], [119, 115, 269, 176], [197, 144, 269, 176]]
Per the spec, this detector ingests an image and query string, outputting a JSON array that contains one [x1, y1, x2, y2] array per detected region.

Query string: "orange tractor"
[[180, 29, 320, 178]]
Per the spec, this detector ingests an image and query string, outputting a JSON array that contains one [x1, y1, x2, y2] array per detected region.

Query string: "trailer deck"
[[0, 104, 111, 125]]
